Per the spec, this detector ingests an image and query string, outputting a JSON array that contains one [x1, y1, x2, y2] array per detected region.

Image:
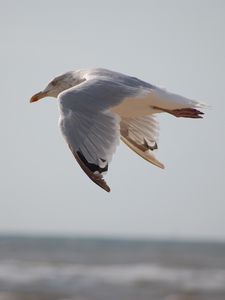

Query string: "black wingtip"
[[72, 149, 111, 193]]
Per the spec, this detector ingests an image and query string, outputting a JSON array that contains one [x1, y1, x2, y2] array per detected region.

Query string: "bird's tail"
[[149, 87, 207, 118]]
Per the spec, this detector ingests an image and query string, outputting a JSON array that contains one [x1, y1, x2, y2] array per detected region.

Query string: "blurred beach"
[[0, 236, 225, 300]]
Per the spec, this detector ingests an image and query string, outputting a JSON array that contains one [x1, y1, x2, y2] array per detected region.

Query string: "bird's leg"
[[152, 106, 204, 119]]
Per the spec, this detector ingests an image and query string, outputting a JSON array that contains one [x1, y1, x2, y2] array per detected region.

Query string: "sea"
[[0, 236, 225, 300]]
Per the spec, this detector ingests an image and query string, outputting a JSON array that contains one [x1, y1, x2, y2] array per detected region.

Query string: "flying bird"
[[30, 68, 204, 192]]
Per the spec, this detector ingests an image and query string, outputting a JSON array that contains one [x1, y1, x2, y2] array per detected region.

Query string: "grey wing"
[[58, 78, 134, 192], [60, 110, 120, 192]]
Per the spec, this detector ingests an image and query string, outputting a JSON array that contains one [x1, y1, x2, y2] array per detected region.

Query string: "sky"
[[0, 0, 225, 240]]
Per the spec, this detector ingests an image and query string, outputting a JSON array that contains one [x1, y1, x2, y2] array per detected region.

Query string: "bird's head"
[[30, 71, 85, 103]]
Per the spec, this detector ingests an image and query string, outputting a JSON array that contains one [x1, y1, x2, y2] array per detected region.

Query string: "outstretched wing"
[[60, 109, 120, 192], [58, 78, 134, 192]]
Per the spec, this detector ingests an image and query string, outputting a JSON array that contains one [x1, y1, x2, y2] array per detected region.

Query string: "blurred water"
[[0, 236, 225, 300]]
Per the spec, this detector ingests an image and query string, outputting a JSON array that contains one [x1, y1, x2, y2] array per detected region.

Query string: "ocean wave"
[[0, 260, 225, 292]]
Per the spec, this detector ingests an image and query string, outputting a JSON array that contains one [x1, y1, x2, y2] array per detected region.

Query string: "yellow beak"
[[30, 91, 48, 103]]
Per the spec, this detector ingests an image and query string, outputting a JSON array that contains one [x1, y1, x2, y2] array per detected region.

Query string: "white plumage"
[[30, 68, 205, 192]]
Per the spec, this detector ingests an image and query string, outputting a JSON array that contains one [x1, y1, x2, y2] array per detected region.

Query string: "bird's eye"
[[51, 80, 57, 86]]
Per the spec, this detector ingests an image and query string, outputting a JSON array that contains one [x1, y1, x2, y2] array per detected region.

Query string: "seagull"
[[30, 68, 204, 192]]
